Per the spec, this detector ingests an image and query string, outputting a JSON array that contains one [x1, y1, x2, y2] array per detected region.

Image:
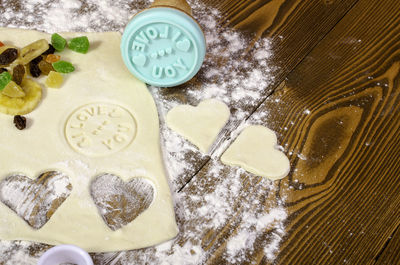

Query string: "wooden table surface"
[[1, 0, 400, 264]]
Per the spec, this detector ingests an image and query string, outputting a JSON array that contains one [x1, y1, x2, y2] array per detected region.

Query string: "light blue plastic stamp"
[[121, 0, 206, 87]]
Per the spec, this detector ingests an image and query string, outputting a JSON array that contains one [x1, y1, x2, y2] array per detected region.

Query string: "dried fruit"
[[29, 60, 41, 77], [45, 54, 60, 63], [0, 42, 4, 47], [19, 39, 49, 65], [42, 44, 56, 55], [45, 71, 63, 88], [51, 33, 67, 52], [52, 60, 75, 73], [1, 81, 25, 98], [0, 78, 42, 115], [31, 55, 43, 64], [0, 68, 7, 74], [68, 36, 90, 54], [38, 60, 54, 75], [0, 48, 18, 66], [0, 71, 12, 90], [13, 115, 27, 130], [12, 64, 25, 85], [0, 45, 17, 54]]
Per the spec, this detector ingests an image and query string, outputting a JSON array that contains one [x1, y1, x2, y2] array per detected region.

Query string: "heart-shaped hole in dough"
[[91, 174, 154, 231], [0, 171, 72, 229]]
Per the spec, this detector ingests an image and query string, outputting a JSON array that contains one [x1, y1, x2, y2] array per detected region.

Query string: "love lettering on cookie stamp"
[[65, 103, 137, 157], [124, 21, 200, 86]]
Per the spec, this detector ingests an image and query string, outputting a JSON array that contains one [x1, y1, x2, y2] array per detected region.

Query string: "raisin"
[[31, 55, 43, 64], [0, 48, 18, 65], [29, 61, 41, 77], [12, 64, 25, 85], [0, 68, 7, 74], [38, 60, 54, 75], [42, 44, 56, 55], [14, 115, 27, 130]]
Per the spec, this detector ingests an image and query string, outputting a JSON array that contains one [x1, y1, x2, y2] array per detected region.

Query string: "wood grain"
[[164, 0, 361, 190], [375, 226, 400, 265], [247, 0, 400, 263], [0, 172, 72, 230]]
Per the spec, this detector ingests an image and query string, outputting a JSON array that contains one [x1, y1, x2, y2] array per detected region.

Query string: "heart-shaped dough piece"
[[166, 99, 230, 153], [91, 174, 154, 231], [0, 171, 72, 229], [221, 125, 290, 180]]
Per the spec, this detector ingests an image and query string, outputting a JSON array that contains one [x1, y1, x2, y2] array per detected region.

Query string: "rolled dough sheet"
[[166, 99, 230, 153], [221, 125, 290, 180], [0, 28, 178, 252]]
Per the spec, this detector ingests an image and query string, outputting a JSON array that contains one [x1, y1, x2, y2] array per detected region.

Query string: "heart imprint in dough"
[[166, 98, 231, 153], [176, 39, 191, 52], [0, 171, 72, 229], [91, 174, 154, 231], [221, 125, 290, 180], [131, 53, 147, 67]]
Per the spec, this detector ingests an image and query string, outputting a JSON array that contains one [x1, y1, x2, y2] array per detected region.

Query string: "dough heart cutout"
[[0, 171, 72, 229], [166, 98, 231, 153], [221, 125, 290, 180], [91, 174, 154, 231]]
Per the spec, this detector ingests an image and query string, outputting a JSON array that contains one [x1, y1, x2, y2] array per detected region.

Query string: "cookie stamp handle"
[[121, 0, 206, 87], [151, 0, 192, 15]]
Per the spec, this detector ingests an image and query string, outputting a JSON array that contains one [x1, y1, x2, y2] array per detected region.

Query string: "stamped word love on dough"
[[65, 103, 137, 157]]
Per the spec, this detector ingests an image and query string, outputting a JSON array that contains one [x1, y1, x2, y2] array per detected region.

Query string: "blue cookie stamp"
[[121, 1, 206, 87]]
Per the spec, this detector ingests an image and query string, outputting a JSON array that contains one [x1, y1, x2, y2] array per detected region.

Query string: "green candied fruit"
[[52, 60, 75, 73], [0, 71, 12, 90], [68, 36, 90, 54], [51, 33, 67, 52]]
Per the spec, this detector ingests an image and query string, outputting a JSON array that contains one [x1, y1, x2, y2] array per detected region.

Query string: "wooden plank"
[[375, 226, 400, 265], [126, 0, 400, 263], [159, 0, 361, 190], [250, 0, 400, 264]]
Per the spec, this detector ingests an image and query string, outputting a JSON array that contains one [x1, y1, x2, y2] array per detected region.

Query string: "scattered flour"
[[152, 3, 277, 189], [0, 173, 71, 229], [92, 160, 286, 264], [0, 0, 287, 264], [0, 241, 44, 265]]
